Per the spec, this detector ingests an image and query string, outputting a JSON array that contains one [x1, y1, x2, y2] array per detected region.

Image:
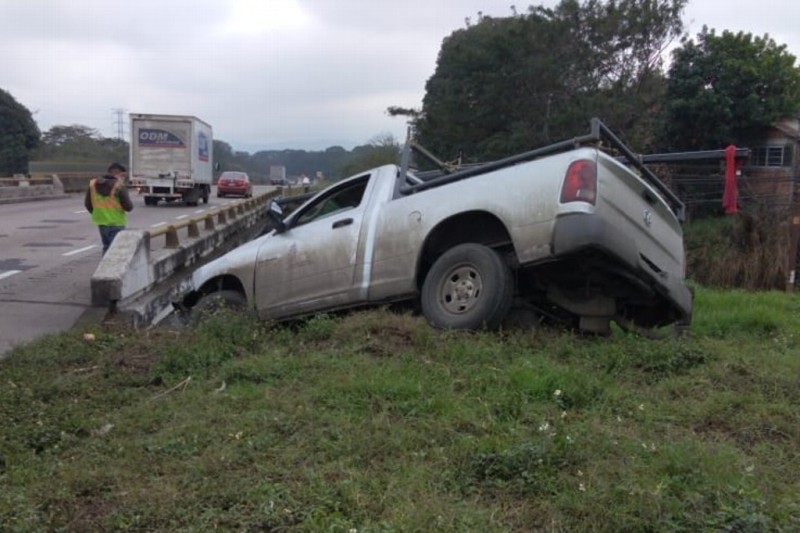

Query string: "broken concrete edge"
[[87, 190, 279, 324], [119, 213, 268, 326], [118, 270, 195, 328], [89, 208, 268, 324]]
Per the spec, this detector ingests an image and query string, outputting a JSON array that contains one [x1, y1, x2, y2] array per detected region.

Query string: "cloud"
[[3, 0, 800, 152]]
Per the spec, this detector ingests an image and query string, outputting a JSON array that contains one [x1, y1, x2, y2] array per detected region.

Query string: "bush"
[[685, 210, 788, 290]]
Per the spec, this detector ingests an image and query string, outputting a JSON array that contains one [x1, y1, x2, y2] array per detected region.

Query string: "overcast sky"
[[2, 0, 800, 152]]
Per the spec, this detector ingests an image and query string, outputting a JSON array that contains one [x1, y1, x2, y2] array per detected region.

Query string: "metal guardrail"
[[148, 191, 279, 248]]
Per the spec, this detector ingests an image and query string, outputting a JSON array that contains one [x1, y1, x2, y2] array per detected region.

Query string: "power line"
[[111, 108, 127, 140]]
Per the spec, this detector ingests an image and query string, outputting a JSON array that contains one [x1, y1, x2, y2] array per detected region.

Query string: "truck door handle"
[[332, 218, 353, 229]]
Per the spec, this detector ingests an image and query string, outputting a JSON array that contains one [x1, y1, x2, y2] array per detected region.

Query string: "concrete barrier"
[[0, 175, 66, 204], [90, 190, 280, 326], [52, 173, 95, 193]]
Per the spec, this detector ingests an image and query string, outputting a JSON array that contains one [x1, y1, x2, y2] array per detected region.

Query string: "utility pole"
[[111, 108, 127, 140]]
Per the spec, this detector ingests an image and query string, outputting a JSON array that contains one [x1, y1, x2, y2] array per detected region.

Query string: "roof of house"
[[772, 122, 800, 141]]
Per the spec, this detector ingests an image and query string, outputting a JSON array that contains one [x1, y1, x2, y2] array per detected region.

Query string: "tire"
[[421, 243, 513, 330], [202, 186, 209, 204], [191, 290, 246, 324]]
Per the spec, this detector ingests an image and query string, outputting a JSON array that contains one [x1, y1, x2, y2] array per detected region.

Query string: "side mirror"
[[214, 162, 221, 171], [267, 199, 286, 233]]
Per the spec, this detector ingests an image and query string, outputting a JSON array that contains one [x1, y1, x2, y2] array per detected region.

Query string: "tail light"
[[560, 159, 597, 205]]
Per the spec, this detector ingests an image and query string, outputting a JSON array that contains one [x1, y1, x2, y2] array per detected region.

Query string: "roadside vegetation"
[[685, 211, 790, 290], [1, 285, 798, 531]]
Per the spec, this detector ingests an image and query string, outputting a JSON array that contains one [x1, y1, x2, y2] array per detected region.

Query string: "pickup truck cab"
[[178, 119, 692, 334]]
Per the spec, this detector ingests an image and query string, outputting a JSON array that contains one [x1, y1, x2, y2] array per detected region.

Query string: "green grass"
[[2, 287, 799, 531]]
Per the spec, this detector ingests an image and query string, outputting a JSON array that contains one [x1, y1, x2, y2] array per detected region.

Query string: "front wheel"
[[421, 243, 513, 330], [191, 290, 246, 325]]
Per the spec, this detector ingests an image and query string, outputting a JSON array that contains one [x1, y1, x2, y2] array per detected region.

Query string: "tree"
[[340, 134, 401, 177], [33, 124, 127, 163], [0, 88, 40, 175], [661, 28, 800, 150], [411, 0, 687, 162]]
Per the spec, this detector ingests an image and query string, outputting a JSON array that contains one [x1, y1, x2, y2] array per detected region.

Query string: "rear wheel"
[[421, 243, 513, 330], [192, 290, 246, 324]]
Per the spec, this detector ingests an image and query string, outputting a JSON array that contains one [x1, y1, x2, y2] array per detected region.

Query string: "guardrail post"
[[188, 220, 200, 238], [204, 215, 215, 231], [218, 210, 227, 225], [165, 225, 180, 248]]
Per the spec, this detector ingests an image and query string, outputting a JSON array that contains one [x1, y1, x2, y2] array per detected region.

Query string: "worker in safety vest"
[[84, 162, 134, 255]]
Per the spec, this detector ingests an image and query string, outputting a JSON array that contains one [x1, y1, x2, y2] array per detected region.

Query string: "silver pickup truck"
[[178, 119, 692, 334]]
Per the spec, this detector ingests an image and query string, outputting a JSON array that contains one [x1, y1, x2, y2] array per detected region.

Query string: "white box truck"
[[129, 114, 213, 206]]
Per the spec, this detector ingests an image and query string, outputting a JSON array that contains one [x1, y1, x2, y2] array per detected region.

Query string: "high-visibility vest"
[[90, 179, 127, 227]]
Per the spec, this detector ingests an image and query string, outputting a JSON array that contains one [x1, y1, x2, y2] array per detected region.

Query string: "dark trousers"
[[99, 225, 125, 255]]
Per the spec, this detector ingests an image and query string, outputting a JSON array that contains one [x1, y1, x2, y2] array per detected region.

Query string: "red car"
[[217, 171, 253, 198]]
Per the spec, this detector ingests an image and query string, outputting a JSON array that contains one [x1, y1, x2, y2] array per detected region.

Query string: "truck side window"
[[294, 177, 369, 227]]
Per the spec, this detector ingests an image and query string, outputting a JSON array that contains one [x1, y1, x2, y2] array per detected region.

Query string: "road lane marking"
[[193, 209, 205, 214], [151, 222, 167, 228], [74, 210, 88, 214], [62, 245, 97, 257], [0, 270, 22, 281], [176, 215, 189, 220]]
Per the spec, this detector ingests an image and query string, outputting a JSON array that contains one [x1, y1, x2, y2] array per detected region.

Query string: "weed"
[[1, 288, 799, 530]]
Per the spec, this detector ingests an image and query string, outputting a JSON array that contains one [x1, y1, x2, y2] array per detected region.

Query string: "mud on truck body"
[[177, 118, 692, 335]]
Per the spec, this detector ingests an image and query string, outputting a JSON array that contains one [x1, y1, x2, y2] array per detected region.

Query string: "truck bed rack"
[[398, 118, 686, 222]]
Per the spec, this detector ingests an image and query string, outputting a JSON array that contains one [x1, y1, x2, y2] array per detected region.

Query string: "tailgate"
[[596, 152, 685, 278]]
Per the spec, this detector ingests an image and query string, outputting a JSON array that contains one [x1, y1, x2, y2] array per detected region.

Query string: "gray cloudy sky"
[[2, 0, 800, 152]]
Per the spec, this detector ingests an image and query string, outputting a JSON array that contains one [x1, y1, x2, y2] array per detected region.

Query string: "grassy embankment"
[[1, 284, 799, 531]]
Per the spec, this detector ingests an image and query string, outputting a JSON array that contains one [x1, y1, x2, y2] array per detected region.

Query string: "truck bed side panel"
[[366, 151, 595, 300]]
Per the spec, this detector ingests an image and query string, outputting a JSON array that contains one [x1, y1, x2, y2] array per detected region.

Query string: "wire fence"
[[654, 163, 800, 220], [657, 161, 800, 290]]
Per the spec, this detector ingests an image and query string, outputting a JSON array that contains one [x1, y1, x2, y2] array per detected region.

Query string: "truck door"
[[254, 175, 371, 318]]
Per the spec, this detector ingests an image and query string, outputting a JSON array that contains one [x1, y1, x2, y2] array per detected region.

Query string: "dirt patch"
[[112, 352, 160, 375]]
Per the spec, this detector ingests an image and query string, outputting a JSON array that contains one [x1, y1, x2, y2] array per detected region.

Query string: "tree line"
[[4, 0, 800, 177], [392, 0, 800, 162], [0, 119, 399, 183]]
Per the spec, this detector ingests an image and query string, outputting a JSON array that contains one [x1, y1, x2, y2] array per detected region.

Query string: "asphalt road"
[[0, 186, 273, 356]]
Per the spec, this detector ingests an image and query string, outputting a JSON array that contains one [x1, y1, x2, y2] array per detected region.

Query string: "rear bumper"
[[551, 213, 693, 322], [218, 187, 250, 195]]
